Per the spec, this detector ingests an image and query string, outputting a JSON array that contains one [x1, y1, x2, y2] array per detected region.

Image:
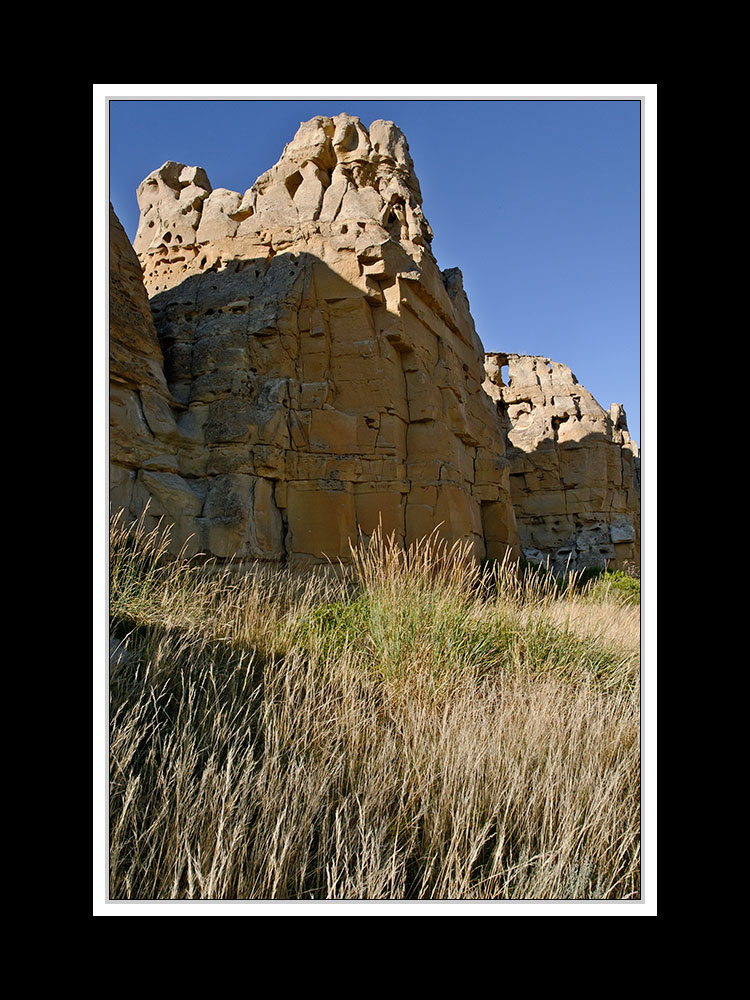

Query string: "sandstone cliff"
[[111, 115, 520, 566], [483, 353, 640, 572], [110, 204, 190, 541]]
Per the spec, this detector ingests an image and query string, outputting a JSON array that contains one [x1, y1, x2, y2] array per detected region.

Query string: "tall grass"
[[109, 511, 640, 900]]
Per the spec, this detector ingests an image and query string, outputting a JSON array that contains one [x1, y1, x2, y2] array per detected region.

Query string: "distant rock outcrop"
[[111, 115, 521, 566], [483, 353, 640, 573]]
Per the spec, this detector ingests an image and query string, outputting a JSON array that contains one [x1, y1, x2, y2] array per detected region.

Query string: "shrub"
[[585, 570, 641, 606]]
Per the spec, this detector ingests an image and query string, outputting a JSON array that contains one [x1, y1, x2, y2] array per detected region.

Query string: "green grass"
[[299, 590, 630, 690], [584, 569, 641, 605]]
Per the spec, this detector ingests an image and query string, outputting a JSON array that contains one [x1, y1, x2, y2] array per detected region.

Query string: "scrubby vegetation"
[[108, 510, 640, 901], [517, 557, 641, 606]]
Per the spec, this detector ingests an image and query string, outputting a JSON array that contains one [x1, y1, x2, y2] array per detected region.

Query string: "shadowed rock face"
[[110, 115, 521, 566], [483, 353, 640, 573], [110, 205, 187, 525]]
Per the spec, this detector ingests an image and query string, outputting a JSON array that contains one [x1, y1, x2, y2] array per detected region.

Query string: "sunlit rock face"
[[483, 353, 640, 573], [111, 115, 520, 566]]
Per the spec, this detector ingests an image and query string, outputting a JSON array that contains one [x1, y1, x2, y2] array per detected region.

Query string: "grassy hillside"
[[109, 510, 641, 901]]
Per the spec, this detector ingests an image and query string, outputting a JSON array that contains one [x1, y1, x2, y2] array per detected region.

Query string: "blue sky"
[[107, 92, 643, 446]]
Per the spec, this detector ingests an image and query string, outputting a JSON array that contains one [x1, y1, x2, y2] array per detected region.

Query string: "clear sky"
[[106, 90, 643, 446]]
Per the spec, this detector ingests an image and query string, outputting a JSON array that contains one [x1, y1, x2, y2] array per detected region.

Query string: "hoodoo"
[[483, 353, 640, 572], [110, 115, 521, 566]]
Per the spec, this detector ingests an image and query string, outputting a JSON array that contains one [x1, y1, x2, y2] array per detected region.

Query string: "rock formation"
[[111, 114, 521, 566], [483, 353, 640, 573], [110, 204, 188, 539]]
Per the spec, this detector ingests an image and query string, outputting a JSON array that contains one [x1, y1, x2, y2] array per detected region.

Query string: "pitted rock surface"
[[111, 115, 521, 566], [483, 353, 640, 572]]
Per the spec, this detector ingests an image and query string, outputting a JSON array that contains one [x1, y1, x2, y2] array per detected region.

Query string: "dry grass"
[[108, 510, 641, 901]]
